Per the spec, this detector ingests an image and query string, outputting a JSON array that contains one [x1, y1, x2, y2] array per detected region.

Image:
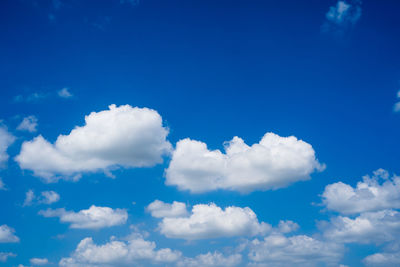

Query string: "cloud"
[[14, 92, 47, 103], [23, 189, 36, 206], [155, 202, 270, 240], [0, 225, 19, 243], [0, 125, 15, 167], [146, 200, 188, 218], [58, 88, 73, 98], [59, 233, 181, 266], [166, 132, 323, 193], [0, 178, 6, 190], [0, 252, 16, 262], [277, 220, 299, 234], [321, 209, 400, 244], [247, 233, 344, 267], [17, 116, 38, 133], [364, 251, 400, 266], [30, 257, 49, 265], [25, 189, 60, 206], [177, 251, 242, 267], [393, 90, 400, 112], [322, 0, 362, 33], [322, 169, 400, 214], [39, 205, 127, 229], [16, 104, 172, 182]]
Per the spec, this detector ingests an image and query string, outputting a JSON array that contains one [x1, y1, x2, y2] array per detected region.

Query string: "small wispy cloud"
[[14, 92, 47, 103], [321, 0, 362, 34], [23, 190, 60, 207], [57, 88, 73, 98], [394, 90, 400, 112]]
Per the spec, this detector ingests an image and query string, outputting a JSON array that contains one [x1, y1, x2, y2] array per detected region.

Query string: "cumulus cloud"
[[23, 189, 36, 206], [0, 125, 15, 167], [166, 133, 323, 193], [30, 257, 49, 265], [146, 200, 188, 218], [154, 202, 270, 240], [322, 0, 362, 33], [58, 88, 73, 98], [0, 225, 19, 243], [0, 252, 16, 262], [59, 233, 181, 266], [177, 251, 242, 267], [39, 205, 127, 229], [322, 169, 400, 214], [17, 115, 38, 132], [321, 209, 400, 244], [364, 251, 400, 266], [16, 104, 172, 182], [247, 234, 344, 267]]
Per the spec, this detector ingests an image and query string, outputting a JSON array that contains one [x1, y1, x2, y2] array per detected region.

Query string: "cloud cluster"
[[0, 125, 15, 167], [59, 233, 181, 266], [321, 209, 400, 244], [39, 205, 127, 229], [322, 169, 400, 214], [24, 190, 60, 206], [16, 104, 172, 182], [166, 133, 323, 193], [0, 225, 19, 243], [150, 201, 270, 240]]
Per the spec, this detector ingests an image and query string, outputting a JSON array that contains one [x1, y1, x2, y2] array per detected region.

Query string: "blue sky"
[[1, 0, 400, 266]]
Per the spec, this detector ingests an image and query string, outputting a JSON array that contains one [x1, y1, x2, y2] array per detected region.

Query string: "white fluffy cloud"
[[177, 251, 242, 267], [322, 169, 400, 215], [321, 210, 400, 244], [0, 225, 19, 243], [16, 104, 172, 182], [30, 257, 49, 265], [166, 133, 323, 193], [59, 233, 181, 266], [39, 205, 127, 229], [0, 125, 15, 167], [17, 115, 38, 132], [146, 200, 188, 218], [0, 252, 16, 262], [155, 202, 270, 240], [248, 234, 344, 267], [364, 251, 400, 266]]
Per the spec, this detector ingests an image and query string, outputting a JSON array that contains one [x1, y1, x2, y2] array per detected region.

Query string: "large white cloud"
[[154, 202, 270, 240], [0, 125, 15, 167], [165, 133, 323, 193], [177, 251, 242, 267], [15, 104, 171, 182], [322, 169, 400, 215], [146, 200, 188, 218], [59, 233, 181, 266], [0, 225, 19, 243], [39, 205, 127, 229], [247, 234, 344, 267], [321, 209, 400, 244]]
